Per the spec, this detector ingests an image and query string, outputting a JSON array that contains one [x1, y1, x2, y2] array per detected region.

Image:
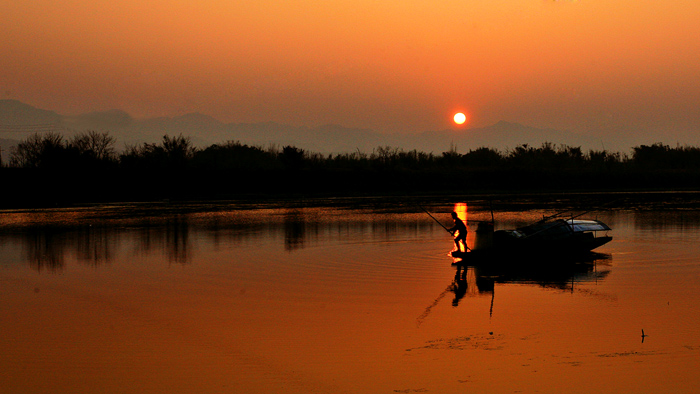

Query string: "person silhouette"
[[449, 211, 468, 252]]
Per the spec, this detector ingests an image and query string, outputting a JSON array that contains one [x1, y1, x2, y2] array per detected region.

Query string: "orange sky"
[[2, 0, 700, 140]]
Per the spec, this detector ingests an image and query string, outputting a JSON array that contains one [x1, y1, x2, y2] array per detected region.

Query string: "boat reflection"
[[449, 252, 613, 306]]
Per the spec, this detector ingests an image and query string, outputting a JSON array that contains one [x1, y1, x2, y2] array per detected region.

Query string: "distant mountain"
[[138, 113, 224, 134], [0, 99, 603, 154], [393, 121, 602, 154], [0, 99, 62, 128], [302, 124, 388, 153], [214, 123, 388, 153], [64, 109, 134, 130]]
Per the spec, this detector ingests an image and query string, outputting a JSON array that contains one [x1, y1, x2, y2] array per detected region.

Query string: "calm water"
[[1, 197, 700, 393]]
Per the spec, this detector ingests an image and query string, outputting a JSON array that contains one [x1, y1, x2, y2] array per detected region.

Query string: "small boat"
[[452, 218, 612, 261]]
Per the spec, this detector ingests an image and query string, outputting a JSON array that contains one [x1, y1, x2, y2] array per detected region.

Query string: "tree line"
[[2, 130, 700, 206]]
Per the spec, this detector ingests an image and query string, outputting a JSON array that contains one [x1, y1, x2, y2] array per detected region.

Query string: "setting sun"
[[453, 112, 467, 125]]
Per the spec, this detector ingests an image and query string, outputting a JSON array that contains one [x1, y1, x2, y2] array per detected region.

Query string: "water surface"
[[1, 198, 699, 393]]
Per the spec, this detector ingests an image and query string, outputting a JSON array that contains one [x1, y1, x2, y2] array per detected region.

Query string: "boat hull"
[[451, 235, 612, 262]]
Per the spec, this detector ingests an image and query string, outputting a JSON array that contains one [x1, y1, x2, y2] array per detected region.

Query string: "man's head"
[[451, 212, 458, 219]]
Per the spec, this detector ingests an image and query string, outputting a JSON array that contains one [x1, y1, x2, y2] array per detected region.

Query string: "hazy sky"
[[3, 0, 700, 143]]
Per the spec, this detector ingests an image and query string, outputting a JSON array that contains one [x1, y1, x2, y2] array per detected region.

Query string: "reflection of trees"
[[73, 226, 116, 266], [281, 211, 435, 251], [20, 226, 118, 271], [284, 210, 306, 251], [633, 210, 700, 235], [133, 216, 191, 265], [24, 228, 65, 272], [9, 207, 453, 272], [165, 216, 190, 264], [16, 217, 194, 272]]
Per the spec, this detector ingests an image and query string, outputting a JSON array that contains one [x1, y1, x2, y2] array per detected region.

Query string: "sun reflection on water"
[[2, 201, 700, 394]]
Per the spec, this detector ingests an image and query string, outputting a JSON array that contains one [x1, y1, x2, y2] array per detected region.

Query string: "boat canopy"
[[565, 219, 611, 232]]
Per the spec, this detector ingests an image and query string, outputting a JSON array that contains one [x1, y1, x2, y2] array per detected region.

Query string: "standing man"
[[449, 211, 468, 252]]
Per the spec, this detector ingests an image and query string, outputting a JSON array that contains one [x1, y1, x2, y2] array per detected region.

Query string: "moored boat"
[[452, 218, 612, 261]]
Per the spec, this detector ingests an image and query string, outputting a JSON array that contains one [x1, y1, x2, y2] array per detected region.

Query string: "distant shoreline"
[[2, 188, 700, 213], [3, 132, 700, 208]]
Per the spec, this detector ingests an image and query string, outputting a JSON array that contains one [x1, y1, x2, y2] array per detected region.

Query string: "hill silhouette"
[[0, 99, 62, 127], [0, 99, 610, 154]]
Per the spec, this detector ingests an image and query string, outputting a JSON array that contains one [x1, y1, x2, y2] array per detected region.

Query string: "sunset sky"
[[3, 0, 700, 145]]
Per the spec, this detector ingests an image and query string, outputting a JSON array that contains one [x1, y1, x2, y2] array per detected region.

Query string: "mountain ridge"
[[0, 99, 604, 154]]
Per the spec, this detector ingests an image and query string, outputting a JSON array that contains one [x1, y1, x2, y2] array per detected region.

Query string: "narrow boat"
[[451, 217, 612, 260]]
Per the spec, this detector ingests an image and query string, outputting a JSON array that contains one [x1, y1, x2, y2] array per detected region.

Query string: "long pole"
[[418, 204, 451, 234]]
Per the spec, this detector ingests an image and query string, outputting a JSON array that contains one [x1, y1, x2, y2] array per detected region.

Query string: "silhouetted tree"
[[462, 147, 502, 167], [120, 134, 196, 170], [587, 150, 623, 171], [631, 143, 700, 170], [162, 134, 196, 167], [192, 141, 277, 170], [279, 145, 305, 170], [69, 131, 116, 162], [632, 143, 670, 169], [10, 132, 64, 168], [372, 146, 400, 165]]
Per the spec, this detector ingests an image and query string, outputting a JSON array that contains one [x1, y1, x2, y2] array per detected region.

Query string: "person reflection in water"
[[452, 265, 468, 306], [449, 211, 468, 252]]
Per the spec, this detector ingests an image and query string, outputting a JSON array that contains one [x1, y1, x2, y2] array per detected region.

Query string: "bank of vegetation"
[[2, 131, 700, 206]]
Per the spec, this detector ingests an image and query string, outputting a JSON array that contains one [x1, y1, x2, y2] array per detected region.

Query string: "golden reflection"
[[453, 202, 467, 223]]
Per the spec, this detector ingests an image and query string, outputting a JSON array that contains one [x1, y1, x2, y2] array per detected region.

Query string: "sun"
[[453, 112, 467, 125]]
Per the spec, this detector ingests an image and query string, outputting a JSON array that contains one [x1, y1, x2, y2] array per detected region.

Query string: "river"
[[1, 195, 699, 393]]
